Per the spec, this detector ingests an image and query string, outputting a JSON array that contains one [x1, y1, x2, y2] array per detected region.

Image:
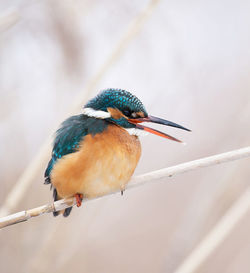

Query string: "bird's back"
[[45, 114, 109, 216]]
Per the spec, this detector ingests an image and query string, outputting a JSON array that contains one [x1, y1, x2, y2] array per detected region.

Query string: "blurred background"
[[0, 0, 250, 272]]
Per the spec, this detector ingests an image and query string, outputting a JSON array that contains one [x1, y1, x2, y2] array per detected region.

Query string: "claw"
[[75, 193, 83, 207]]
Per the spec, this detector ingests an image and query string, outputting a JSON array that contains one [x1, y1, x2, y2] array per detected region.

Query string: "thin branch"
[[1, 146, 250, 229], [130, 146, 250, 186], [0, 0, 161, 218]]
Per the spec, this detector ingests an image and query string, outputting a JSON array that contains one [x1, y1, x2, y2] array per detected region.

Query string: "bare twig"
[[130, 146, 250, 187], [1, 146, 250, 229], [0, 198, 75, 229]]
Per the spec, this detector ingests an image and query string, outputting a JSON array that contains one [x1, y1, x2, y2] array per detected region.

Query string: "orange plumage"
[[50, 124, 141, 199]]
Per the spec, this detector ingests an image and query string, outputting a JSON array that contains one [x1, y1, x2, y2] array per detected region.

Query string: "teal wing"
[[44, 114, 108, 217], [44, 114, 88, 184]]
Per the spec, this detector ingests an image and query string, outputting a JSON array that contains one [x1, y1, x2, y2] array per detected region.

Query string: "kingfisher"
[[44, 88, 190, 217]]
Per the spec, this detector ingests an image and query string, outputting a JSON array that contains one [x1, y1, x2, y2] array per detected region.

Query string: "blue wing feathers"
[[44, 114, 108, 184]]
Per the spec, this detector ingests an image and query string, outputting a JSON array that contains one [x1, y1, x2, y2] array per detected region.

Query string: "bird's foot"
[[75, 193, 83, 207]]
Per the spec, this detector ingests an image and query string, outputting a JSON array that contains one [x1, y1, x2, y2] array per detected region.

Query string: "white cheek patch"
[[83, 107, 111, 119], [126, 128, 149, 137]]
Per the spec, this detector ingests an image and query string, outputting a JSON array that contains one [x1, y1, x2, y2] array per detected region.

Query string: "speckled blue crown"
[[85, 88, 148, 116]]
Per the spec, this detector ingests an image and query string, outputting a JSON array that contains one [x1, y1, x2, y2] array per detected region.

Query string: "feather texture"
[[50, 125, 141, 201], [45, 114, 108, 184], [44, 114, 108, 216]]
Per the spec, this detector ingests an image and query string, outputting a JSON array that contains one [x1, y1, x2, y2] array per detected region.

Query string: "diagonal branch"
[[1, 146, 250, 229], [173, 187, 250, 273]]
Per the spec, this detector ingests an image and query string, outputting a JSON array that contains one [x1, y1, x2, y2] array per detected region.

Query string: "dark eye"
[[123, 109, 131, 117]]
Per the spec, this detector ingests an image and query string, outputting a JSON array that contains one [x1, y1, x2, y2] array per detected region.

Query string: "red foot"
[[75, 193, 83, 207]]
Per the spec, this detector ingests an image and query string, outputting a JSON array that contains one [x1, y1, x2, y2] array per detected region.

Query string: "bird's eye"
[[123, 109, 131, 117]]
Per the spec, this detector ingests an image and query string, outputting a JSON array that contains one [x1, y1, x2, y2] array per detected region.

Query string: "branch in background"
[[0, 9, 20, 33], [173, 187, 250, 273], [1, 146, 250, 229]]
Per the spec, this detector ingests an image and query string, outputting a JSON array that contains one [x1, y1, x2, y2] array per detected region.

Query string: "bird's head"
[[83, 88, 190, 142]]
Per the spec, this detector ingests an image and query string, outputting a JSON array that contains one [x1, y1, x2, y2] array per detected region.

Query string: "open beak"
[[128, 115, 191, 143]]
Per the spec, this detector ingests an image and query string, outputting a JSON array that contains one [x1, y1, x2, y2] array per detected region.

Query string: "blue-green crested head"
[[84, 88, 148, 128], [83, 88, 190, 140], [85, 89, 148, 116]]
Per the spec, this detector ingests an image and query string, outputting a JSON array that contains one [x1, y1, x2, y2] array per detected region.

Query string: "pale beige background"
[[0, 1, 250, 273]]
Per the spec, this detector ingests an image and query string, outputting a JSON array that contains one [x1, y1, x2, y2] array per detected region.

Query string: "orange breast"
[[51, 124, 141, 199]]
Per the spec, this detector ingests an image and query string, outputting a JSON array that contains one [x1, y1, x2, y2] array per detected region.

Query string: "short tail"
[[53, 188, 73, 217]]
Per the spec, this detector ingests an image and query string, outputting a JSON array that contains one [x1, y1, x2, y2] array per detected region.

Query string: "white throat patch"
[[82, 107, 111, 119], [126, 128, 148, 137]]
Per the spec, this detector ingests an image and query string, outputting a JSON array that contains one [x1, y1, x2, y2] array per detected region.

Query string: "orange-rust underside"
[[51, 124, 141, 199]]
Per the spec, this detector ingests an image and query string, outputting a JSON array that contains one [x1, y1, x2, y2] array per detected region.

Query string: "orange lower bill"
[[128, 115, 190, 143], [135, 123, 182, 143]]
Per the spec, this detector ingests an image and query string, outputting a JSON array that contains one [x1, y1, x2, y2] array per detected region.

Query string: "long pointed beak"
[[128, 115, 191, 143]]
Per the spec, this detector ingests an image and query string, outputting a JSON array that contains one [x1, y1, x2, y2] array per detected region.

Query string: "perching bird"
[[44, 89, 190, 217]]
